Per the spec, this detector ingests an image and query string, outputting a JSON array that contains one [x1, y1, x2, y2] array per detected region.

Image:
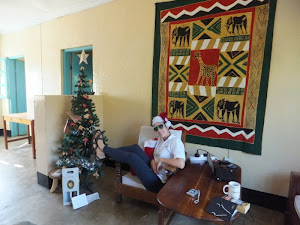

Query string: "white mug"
[[223, 181, 241, 199]]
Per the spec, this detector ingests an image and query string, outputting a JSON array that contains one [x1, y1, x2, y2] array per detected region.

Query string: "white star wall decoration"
[[78, 50, 89, 64]]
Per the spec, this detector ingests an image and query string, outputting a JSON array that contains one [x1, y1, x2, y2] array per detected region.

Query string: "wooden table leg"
[[27, 125, 31, 144], [3, 117, 8, 150], [165, 211, 175, 225], [158, 204, 165, 225], [31, 120, 36, 159]]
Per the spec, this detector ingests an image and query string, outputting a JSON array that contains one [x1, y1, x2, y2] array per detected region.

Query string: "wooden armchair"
[[114, 126, 186, 206], [285, 171, 300, 225]]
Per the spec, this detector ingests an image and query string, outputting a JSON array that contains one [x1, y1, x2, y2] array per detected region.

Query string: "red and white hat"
[[152, 112, 172, 128]]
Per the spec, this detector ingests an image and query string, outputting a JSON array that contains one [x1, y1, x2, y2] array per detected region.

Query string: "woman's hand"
[[152, 158, 185, 174], [156, 159, 164, 173], [151, 159, 159, 174]]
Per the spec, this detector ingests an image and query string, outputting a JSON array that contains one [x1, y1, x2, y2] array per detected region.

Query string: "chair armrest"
[[288, 171, 300, 201], [285, 171, 300, 224], [295, 195, 300, 218]]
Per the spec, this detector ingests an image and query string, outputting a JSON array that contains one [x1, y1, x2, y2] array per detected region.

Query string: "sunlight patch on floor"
[[0, 160, 24, 168], [13, 164, 24, 168], [17, 142, 30, 148], [0, 160, 9, 165]]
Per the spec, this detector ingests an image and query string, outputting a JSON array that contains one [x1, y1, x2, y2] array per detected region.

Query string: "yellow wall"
[[0, 26, 42, 116], [0, 0, 299, 197]]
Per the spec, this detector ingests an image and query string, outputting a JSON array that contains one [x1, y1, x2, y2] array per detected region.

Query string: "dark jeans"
[[103, 144, 164, 193]]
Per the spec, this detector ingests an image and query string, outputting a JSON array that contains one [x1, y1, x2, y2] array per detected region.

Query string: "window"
[[63, 46, 93, 95]]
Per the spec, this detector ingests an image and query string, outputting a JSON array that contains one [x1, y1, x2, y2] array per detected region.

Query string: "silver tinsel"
[[56, 157, 102, 173]]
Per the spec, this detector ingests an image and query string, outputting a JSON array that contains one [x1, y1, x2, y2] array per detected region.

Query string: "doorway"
[[63, 46, 93, 95], [8, 57, 27, 136]]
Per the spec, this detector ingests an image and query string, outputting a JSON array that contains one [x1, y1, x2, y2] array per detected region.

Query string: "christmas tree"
[[56, 51, 107, 183]]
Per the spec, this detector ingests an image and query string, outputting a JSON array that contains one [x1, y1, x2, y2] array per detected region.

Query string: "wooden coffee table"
[[157, 161, 241, 225]]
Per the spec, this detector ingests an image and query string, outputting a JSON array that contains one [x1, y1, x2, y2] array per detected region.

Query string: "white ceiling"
[[0, 0, 114, 34]]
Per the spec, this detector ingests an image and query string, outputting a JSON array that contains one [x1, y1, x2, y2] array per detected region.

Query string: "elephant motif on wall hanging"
[[216, 99, 240, 124], [169, 100, 184, 118], [225, 15, 247, 35], [172, 26, 190, 47]]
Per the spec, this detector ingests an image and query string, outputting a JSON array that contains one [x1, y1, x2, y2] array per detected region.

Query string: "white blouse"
[[153, 134, 185, 183]]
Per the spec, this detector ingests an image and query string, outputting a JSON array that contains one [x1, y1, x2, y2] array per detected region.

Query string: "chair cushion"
[[122, 172, 146, 190], [144, 147, 155, 159], [170, 129, 183, 139], [138, 126, 158, 149], [295, 195, 300, 218]]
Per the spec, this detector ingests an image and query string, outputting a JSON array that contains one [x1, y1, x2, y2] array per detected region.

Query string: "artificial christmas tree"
[[56, 51, 107, 188]]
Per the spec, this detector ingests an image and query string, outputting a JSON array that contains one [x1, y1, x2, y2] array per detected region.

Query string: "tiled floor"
[[0, 137, 284, 225]]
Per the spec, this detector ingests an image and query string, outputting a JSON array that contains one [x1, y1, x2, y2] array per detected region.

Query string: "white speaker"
[[62, 168, 79, 206]]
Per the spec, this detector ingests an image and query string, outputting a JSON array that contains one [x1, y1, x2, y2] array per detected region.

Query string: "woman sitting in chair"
[[95, 113, 186, 193]]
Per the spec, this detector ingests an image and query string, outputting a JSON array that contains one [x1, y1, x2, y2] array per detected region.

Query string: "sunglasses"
[[153, 124, 165, 132]]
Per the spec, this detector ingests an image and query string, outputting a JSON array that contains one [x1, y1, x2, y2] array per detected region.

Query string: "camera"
[[186, 189, 199, 197]]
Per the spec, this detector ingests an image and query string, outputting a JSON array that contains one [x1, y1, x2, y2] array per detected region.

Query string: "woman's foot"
[[93, 130, 106, 159], [96, 148, 105, 160]]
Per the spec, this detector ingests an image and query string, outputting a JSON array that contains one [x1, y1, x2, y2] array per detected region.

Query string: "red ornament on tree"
[[83, 104, 87, 108], [83, 138, 88, 145], [70, 122, 77, 127]]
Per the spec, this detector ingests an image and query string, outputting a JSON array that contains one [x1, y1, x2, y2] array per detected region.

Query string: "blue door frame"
[[63, 46, 93, 95]]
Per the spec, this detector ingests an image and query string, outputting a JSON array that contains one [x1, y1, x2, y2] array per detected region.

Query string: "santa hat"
[[152, 112, 172, 128]]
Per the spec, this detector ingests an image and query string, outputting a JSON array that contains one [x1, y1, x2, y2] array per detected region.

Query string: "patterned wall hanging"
[[152, 0, 277, 155]]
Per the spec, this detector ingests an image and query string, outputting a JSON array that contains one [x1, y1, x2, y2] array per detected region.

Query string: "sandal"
[[92, 130, 106, 160]]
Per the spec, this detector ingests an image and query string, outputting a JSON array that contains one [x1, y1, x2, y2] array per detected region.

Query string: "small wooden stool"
[[49, 169, 62, 193]]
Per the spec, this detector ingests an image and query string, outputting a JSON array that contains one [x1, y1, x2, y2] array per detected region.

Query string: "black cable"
[[196, 149, 219, 161], [196, 148, 209, 155]]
